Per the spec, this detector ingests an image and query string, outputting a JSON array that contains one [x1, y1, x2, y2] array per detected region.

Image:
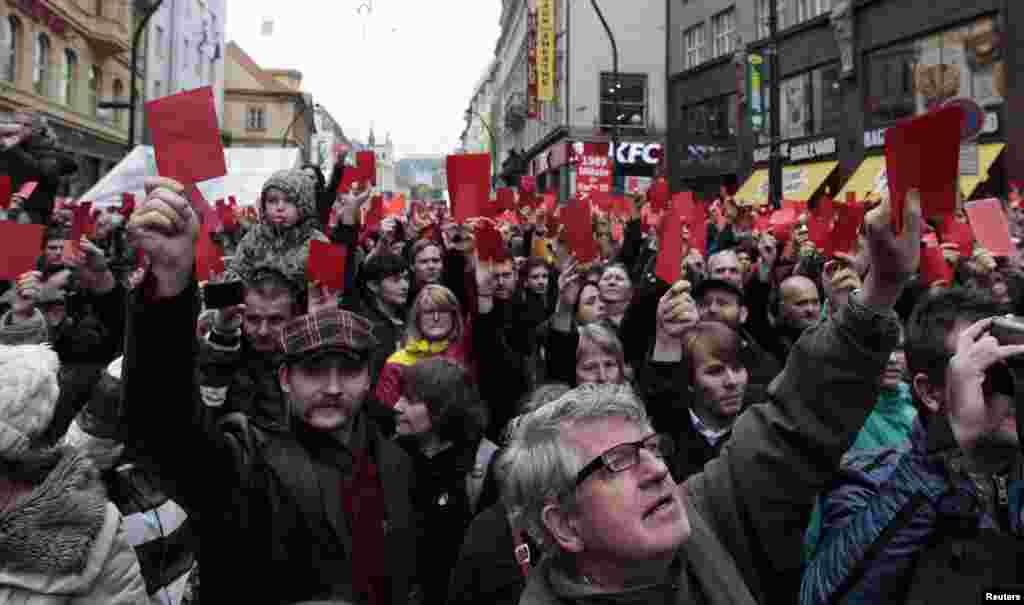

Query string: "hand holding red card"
[[145, 87, 227, 186], [655, 198, 685, 285], [0, 223, 44, 280], [560, 199, 598, 263], [938, 216, 974, 257], [307, 240, 348, 293], [475, 221, 508, 264], [919, 244, 953, 286], [885, 105, 964, 233], [447, 154, 490, 223], [829, 201, 865, 257], [965, 198, 1013, 257]]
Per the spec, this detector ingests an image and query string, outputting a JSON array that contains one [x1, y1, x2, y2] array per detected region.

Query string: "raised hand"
[[307, 282, 338, 316], [656, 280, 698, 339], [127, 177, 199, 299], [861, 189, 922, 309]]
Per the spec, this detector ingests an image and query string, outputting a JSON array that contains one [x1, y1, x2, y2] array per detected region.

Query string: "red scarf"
[[341, 449, 388, 605]]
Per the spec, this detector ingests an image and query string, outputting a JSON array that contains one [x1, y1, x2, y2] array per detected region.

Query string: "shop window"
[[1, 16, 19, 83], [777, 63, 842, 140], [712, 9, 736, 59], [683, 24, 705, 69], [247, 106, 267, 131], [33, 33, 50, 97], [866, 15, 1004, 127], [599, 72, 647, 134], [62, 49, 78, 107]]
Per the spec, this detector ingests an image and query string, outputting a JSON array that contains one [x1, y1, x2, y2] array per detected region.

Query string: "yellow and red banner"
[[537, 0, 555, 102]]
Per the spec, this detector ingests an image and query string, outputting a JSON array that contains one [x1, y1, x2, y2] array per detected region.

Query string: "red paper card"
[[829, 201, 866, 256], [770, 207, 800, 244], [647, 178, 670, 212], [938, 216, 974, 257], [919, 245, 953, 286], [520, 176, 537, 194], [806, 213, 832, 251], [497, 188, 516, 212], [655, 199, 685, 285], [475, 222, 508, 264], [0, 175, 10, 209], [688, 216, 709, 257], [121, 193, 136, 217], [885, 105, 964, 232], [0, 223, 44, 280], [195, 225, 224, 282], [965, 198, 1013, 258], [145, 86, 227, 186], [364, 195, 384, 229], [307, 240, 348, 292], [447, 154, 491, 223], [16, 181, 37, 199], [560, 199, 598, 263]]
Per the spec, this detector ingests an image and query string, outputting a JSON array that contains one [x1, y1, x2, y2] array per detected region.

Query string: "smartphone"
[[203, 281, 245, 310]]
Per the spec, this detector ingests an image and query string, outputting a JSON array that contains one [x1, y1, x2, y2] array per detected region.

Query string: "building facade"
[[460, 59, 497, 155], [311, 104, 349, 180], [222, 41, 314, 156], [668, 0, 1023, 205], [0, 0, 134, 196], [142, 0, 226, 142], [482, 0, 668, 198]]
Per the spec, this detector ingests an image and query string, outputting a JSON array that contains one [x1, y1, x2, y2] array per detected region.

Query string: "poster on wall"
[[574, 142, 612, 199], [781, 76, 808, 140]]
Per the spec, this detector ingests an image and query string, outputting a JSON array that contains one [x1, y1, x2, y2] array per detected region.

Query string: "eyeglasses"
[[573, 433, 674, 488], [418, 308, 454, 318]]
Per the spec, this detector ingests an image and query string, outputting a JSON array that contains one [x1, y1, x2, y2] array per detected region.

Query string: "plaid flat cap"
[[279, 309, 378, 362]]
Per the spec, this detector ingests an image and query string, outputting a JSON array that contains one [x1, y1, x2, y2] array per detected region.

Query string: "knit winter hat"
[[0, 344, 61, 457], [260, 169, 317, 224]]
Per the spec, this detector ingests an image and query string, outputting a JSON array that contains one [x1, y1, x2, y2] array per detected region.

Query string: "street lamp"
[[465, 108, 498, 187], [98, 0, 165, 152], [588, 0, 621, 193]]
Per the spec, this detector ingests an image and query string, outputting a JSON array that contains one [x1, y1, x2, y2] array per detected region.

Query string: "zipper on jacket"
[[995, 474, 1010, 532]]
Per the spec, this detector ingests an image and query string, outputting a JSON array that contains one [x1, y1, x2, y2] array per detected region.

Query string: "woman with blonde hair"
[[374, 284, 473, 407]]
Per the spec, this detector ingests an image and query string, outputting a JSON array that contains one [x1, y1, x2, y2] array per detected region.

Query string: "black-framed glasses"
[[574, 433, 675, 488]]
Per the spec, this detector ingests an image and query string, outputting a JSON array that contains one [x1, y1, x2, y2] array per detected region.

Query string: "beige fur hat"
[[0, 344, 61, 457]]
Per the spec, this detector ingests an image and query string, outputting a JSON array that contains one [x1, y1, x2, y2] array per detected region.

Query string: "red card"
[[520, 176, 537, 195], [496, 188, 516, 212], [829, 201, 866, 256], [475, 222, 508, 264], [688, 215, 709, 257], [938, 216, 974, 257], [770, 207, 800, 244], [885, 105, 964, 233], [560, 199, 598, 263], [655, 199, 685, 285], [447, 154, 490, 223], [364, 195, 384, 229], [612, 221, 624, 242], [145, 86, 227, 186], [338, 152, 376, 193], [120, 193, 136, 217], [965, 198, 1013, 258], [919, 245, 953, 286], [542, 193, 556, 214], [647, 178, 670, 212], [383, 194, 406, 218], [16, 181, 37, 199], [0, 223, 44, 280], [307, 240, 348, 292], [806, 213, 832, 251], [0, 175, 10, 209], [195, 225, 224, 282]]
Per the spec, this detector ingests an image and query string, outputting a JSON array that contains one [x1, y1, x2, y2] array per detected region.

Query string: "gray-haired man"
[[500, 192, 926, 604]]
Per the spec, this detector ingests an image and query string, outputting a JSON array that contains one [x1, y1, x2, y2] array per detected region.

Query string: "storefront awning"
[[837, 156, 888, 201], [784, 161, 839, 201], [959, 143, 1005, 200], [735, 169, 769, 206]]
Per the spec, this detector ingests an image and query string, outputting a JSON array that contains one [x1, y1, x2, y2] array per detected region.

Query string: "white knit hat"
[[0, 344, 61, 457]]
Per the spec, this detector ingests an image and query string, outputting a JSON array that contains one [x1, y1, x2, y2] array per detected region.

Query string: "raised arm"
[[684, 191, 922, 604]]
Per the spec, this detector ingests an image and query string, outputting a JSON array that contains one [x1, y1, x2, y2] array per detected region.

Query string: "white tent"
[[80, 146, 303, 208]]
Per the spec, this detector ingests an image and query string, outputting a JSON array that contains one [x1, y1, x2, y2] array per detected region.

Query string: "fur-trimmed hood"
[[0, 450, 125, 596]]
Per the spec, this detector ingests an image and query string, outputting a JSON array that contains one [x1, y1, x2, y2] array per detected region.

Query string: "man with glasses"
[[501, 192, 924, 604]]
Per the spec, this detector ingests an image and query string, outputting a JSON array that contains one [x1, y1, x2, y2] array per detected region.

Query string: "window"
[[0, 16, 18, 82], [61, 49, 78, 107], [155, 26, 165, 58], [756, 0, 787, 39], [712, 9, 736, 58], [683, 24, 705, 69], [89, 66, 101, 117], [246, 106, 266, 131], [33, 33, 51, 96], [113, 79, 124, 127], [599, 72, 647, 133], [796, 0, 831, 24], [778, 63, 842, 139], [865, 15, 1003, 127], [683, 95, 738, 142]]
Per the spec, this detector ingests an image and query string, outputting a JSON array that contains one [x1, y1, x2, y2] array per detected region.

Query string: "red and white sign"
[[574, 142, 612, 199]]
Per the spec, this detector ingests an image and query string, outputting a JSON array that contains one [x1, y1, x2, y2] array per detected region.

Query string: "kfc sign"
[[614, 142, 662, 165]]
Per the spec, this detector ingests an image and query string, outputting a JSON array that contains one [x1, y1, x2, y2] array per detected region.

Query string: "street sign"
[[747, 54, 766, 133]]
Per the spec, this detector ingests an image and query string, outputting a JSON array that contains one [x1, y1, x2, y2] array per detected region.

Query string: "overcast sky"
[[226, 0, 501, 159]]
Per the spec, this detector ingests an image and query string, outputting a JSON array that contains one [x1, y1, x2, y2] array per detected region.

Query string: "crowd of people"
[[0, 119, 1022, 604]]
